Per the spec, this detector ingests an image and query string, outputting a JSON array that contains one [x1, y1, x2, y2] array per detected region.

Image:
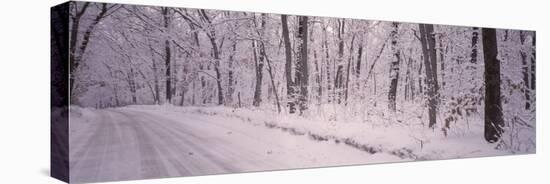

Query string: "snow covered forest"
[[65, 0, 535, 166]]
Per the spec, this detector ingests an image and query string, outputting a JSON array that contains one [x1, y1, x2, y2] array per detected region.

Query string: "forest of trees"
[[67, 2, 535, 147]]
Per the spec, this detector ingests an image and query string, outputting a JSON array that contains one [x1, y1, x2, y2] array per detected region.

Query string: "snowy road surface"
[[69, 107, 401, 183]]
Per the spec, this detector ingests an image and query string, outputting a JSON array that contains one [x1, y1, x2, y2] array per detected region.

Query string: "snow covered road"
[[69, 107, 401, 183]]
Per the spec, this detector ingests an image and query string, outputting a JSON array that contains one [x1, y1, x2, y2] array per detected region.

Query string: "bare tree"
[[281, 15, 296, 113], [226, 40, 237, 105], [334, 19, 346, 104], [470, 27, 479, 64], [387, 22, 400, 111], [418, 24, 439, 128], [482, 28, 504, 143], [198, 9, 225, 105], [295, 16, 309, 113], [519, 31, 531, 110], [252, 14, 267, 107], [69, 3, 112, 99], [161, 7, 173, 104], [531, 33, 536, 92]]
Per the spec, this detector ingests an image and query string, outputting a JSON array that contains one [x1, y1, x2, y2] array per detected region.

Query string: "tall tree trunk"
[[212, 39, 224, 105], [418, 62, 423, 95], [238, 92, 242, 108], [281, 15, 296, 113], [252, 40, 264, 107], [149, 43, 160, 104], [264, 45, 282, 113], [192, 80, 196, 105], [253, 14, 266, 107], [113, 86, 120, 107], [309, 21, 322, 105], [470, 27, 480, 64], [409, 57, 415, 100], [313, 45, 322, 104], [191, 24, 200, 106], [388, 22, 400, 111], [335, 19, 345, 104], [200, 9, 224, 105], [334, 66, 344, 103], [531, 33, 536, 91], [344, 34, 356, 105], [355, 41, 364, 90], [438, 35, 446, 89], [128, 68, 137, 104], [295, 16, 309, 114], [226, 41, 237, 105], [404, 57, 413, 101], [323, 28, 332, 103], [519, 31, 531, 110], [482, 28, 504, 143], [419, 24, 439, 129], [162, 7, 172, 104]]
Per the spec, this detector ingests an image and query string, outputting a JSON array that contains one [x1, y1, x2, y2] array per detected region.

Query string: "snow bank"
[[122, 105, 520, 160]]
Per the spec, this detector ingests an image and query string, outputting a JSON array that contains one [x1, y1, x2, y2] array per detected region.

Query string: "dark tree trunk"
[[482, 28, 504, 143], [238, 92, 242, 108], [128, 68, 137, 104], [252, 40, 264, 107], [418, 62, 423, 95], [192, 81, 196, 105], [162, 7, 172, 104], [200, 9, 225, 105], [388, 22, 400, 111], [180, 86, 185, 106], [519, 31, 531, 110], [344, 34, 356, 105], [334, 66, 344, 104], [323, 29, 332, 103], [531, 33, 536, 91], [252, 15, 263, 107], [295, 16, 309, 114], [335, 19, 345, 104], [309, 23, 322, 105], [404, 57, 413, 101], [149, 44, 160, 104], [264, 45, 282, 113], [226, 41, 237, 105], [355, 43, 363, 86], [438, 35, 446, 89], [409, 57, 415, 100], [191, 24, 200, 106], [252, 14, 267, 107], [470, 27, 479, 64], [313, 46, 322, 104], [418, 24, 439, 129], [281, 15, 296, 113], [212, 46, 224, 105], [114, 86, 120, 107]]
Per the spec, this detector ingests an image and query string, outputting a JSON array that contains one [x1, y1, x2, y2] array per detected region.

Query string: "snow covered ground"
[[69, 106, 404, 183], [69, 105, 530, 183], [130, 105, 520, 158]]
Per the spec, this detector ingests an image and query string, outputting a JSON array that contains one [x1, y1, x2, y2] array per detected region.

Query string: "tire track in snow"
[[115, 109, 247, 173]]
